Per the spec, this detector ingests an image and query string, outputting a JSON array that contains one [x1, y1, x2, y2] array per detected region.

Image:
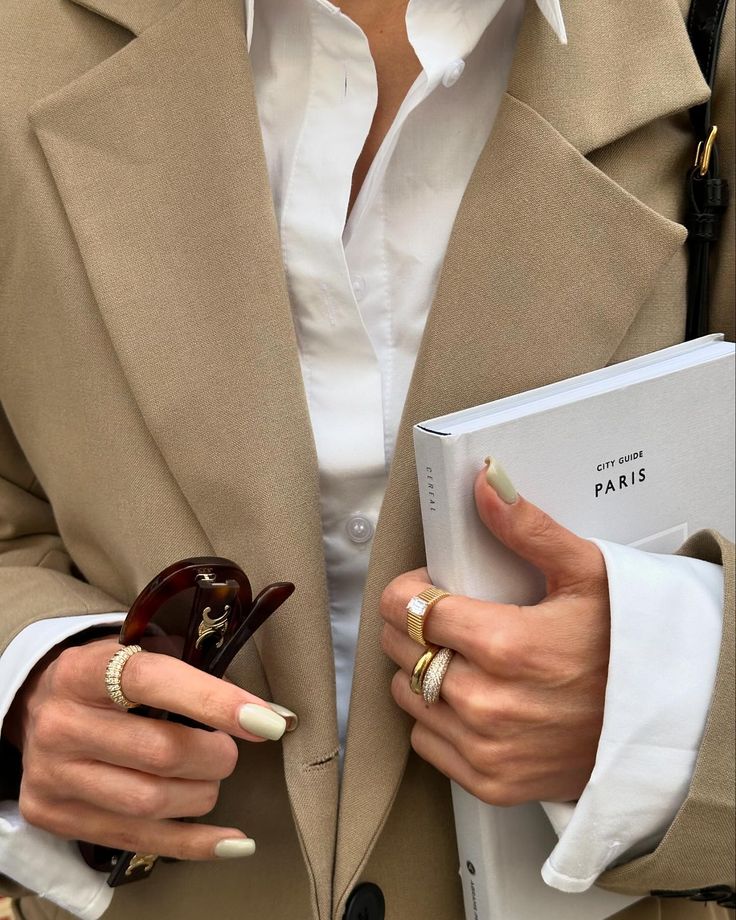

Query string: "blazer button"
[[343, 882, 385, 920]]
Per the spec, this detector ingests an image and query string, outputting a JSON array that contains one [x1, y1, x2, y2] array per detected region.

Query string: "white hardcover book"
[[412, 334, 735, 920]]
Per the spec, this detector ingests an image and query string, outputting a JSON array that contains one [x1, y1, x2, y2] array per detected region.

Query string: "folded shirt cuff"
[[541, 540, 724, 892]]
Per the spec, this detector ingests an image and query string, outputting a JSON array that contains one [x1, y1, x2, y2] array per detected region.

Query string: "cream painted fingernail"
[[266, 702, 299, 732], [214, 837, 256, 859], [238, 703, 287, 740], [484, 456, 518, 504]]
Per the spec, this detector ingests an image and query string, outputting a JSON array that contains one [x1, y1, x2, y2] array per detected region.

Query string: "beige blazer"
[[0, 0, 733, 917]]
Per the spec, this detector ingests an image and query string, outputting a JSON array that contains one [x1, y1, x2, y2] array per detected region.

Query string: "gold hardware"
[[126, 853, 158, 876], [694, 125, 718, 177], [195, 604, 230, 649]]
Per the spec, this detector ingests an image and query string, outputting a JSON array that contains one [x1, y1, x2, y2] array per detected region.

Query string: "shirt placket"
[[277, 0, 388, 747]]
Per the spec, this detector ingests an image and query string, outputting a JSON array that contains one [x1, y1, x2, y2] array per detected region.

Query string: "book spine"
[[413, 428, 462, 591], [413, 427, 496, 920]]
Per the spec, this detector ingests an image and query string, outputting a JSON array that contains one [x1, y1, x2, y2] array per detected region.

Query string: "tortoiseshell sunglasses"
[[77, 556, 294, 887]]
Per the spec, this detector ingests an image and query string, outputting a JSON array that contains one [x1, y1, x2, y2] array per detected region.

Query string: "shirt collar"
[[244, 0, 567, 56], [536, 0, 567, 43], [405, 0, 565, 86]]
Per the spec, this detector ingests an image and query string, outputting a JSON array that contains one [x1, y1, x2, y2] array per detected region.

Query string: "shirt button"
[[351, 275, 366, 300], [346, 514, 374, 544], [442, 58, 465, 88]]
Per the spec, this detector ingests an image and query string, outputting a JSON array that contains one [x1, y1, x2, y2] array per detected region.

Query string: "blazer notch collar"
[[65, 0, 186, 35]]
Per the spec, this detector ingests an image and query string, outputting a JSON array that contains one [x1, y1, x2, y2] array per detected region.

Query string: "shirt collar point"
[[535, 0, 568, 45]]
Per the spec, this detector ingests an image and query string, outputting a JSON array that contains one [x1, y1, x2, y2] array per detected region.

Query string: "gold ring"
[[104, 645, 143, 710], [409, 645, 440, 694], [422, 647, 455, 705], [406, 586, 451, 646]]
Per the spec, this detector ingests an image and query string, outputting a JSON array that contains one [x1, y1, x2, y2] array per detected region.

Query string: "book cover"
[[413, 334, 735, 920]]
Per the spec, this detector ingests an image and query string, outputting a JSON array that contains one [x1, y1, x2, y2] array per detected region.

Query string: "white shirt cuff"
[[0, 613, 125, 919], [540, 541, 724, 892]]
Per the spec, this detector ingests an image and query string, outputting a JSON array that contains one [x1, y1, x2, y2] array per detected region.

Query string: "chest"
[[337, 0, 422, 208]]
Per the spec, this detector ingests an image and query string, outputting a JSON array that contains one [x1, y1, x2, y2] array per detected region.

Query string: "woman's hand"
[[380, 460, 611, 805], [7, 636, 296, 860]]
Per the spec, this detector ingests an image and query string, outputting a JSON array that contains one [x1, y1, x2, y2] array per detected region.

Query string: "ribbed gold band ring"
[[406, 586, 451, 647], [422, 647, 455, 705], [409, 645, 440, 694], [104, 645, 143, 710]]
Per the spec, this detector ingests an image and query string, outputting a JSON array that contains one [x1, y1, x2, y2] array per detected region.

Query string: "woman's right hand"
[[6, 635, 296, 860]]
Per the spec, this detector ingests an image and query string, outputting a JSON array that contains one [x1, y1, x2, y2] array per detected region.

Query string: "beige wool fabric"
[[0, 0, 734, 918]]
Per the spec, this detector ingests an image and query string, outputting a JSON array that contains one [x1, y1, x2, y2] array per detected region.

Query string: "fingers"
[[408, 723, 507, 804], [54, 640, 290, 742], [40, 702, 238, 781], [380, 572, 528, 676], [19, 791, 254, 862], [474, 461, 604, 590], [28, 757, 221, 821]]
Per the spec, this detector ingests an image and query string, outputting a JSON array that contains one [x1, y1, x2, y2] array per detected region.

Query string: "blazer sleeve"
[[0, 404, 123, 655], [598, 5, 735, 900]]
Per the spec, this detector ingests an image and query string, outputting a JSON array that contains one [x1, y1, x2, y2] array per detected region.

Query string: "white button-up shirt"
[[0, 0, 724, 916]]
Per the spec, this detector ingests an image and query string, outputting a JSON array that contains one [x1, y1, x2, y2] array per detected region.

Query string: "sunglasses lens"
[[121, 586, 194, 658]]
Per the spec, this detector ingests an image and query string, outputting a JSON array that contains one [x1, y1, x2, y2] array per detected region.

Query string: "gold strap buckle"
[[694, 125, 718, 177]]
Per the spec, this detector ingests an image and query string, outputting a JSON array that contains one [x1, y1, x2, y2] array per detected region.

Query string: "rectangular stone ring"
[[406, 587, 451, 646]]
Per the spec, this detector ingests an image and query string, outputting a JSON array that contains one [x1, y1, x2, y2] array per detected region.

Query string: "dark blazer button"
[[343, 882, 385, 920]]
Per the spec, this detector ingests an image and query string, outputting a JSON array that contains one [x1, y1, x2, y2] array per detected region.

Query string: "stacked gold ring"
[[409, 645, 440, 693], [406, 586, 451, 647]]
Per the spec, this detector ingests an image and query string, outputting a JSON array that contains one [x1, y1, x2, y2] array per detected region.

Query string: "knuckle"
[[461, 687, 495, 732], [409, 722, 432, 761], [487, 624, 530, 676], [460, 737, 493, 775], [191, 782, 220, 817], [379, 579, 402, 619], [197, 687, 225, 730], [144, 733, 182, 775], [525, 510, 558, 544], [129, 780, 166, 819], [31, 700, 65, 751], [18, 790, 46, 829], [21, 754, 55, 794], [49, 646, 81, 692], [114, 828, 143, 853], [172, 836, 205, 861], [212, 735, 239, 779], [486, 625, 516, 664], [19, 789, 74, 838], [477, 780, 514, 807]]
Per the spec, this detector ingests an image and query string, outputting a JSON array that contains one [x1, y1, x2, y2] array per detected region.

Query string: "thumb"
[[474, 457, 602, 588]]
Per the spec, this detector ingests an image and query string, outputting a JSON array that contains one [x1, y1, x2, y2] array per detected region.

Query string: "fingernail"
[[484, 456, 518, 504], [266, 702, 299, 732], [237, 703, 287, 740], [214, 837, 256, 859]]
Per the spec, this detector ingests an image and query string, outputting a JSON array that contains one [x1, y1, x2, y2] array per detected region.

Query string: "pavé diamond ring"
[[104, 644, 143, 710], [422, 646, 455, 705]]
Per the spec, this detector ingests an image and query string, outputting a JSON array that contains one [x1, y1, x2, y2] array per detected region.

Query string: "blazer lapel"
[[335, 0, 708, 909], [29, 0, 338, 914]]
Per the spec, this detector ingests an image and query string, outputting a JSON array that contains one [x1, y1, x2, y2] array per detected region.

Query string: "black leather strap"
[[687, 0, 730, 139], [652, 885, 736, 909], [684, 0, 731, 339]]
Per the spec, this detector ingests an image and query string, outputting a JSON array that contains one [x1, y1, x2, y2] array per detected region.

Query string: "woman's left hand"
[[379, 460, 611, 805]]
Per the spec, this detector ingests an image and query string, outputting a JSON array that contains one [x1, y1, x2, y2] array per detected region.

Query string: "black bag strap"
[[684, 0, 731, 339]]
